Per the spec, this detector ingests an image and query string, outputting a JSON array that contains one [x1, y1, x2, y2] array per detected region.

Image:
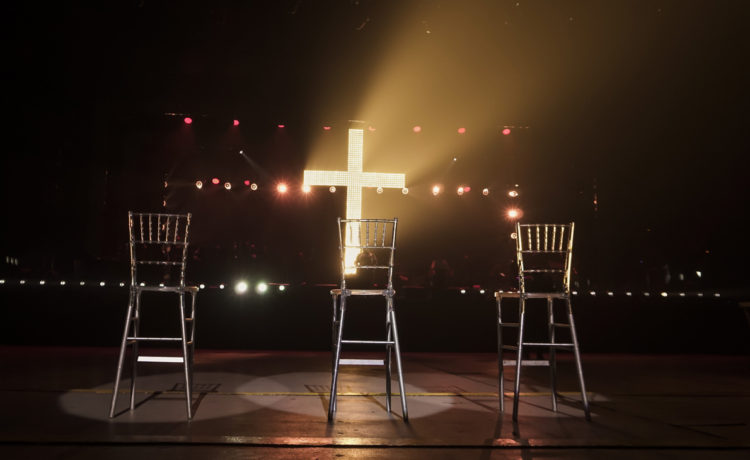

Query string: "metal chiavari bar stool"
[[495, 222, 590, 421], [109, 212, 199, 419], [328, 217, 408, 421]]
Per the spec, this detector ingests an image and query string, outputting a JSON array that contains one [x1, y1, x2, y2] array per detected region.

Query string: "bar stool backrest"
[[128, 212, 192, 288], [515, 222, 575, 295], [337, 218, 398, 290]]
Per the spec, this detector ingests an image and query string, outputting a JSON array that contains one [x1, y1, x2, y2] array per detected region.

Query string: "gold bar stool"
[[328, 217, 408, 421], [109, 212, 198, 419], [495, 222, 590, 421]]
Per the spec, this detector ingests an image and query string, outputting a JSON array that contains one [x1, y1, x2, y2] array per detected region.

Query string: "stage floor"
[[1, 346, 749, 459]]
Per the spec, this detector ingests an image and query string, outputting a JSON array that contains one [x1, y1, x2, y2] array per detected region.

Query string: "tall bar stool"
[[495, 222, 590, 421], [109, 212, 198, 419], [328, 218, 408, 421]]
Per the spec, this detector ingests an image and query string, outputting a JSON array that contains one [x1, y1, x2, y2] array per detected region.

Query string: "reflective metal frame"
[[495, 222, 590, 421], [109, 212, 198, 419], [328, 217, 408, 421]]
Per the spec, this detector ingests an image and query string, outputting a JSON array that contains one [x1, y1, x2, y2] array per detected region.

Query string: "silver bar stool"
[[109, 212, 198, 419], [495, 222, 590, 421], [328, 218, 408, 421]]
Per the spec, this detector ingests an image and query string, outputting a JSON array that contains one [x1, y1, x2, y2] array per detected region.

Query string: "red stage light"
[[278, 124, 285, 128], [502, 128, 511, 135], [457, 127, 466, 134], [184, 117, 193, 125], [413, 126, 422, 133], [244, 180, 251, 186], [211, 178, 220, 185], [323, 126, 332, 131], [233, 119, 240, 126], [464, 186, 471, 192]]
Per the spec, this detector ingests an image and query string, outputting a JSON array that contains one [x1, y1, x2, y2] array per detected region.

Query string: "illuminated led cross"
[[304, 126, 406, 273]]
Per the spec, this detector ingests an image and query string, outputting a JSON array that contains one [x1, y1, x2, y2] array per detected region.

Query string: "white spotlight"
[[256, 282, 269, 294], [401, 188, 409, 195], [278, 285, 286, 292], [234, 281, 248, 294], [376, 187, 383, 194]]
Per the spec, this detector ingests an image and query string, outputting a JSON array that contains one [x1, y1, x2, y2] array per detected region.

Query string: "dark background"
[[2, 0, 748, 292]]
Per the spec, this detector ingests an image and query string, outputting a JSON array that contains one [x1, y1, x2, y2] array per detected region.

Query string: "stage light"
[[184, 117, 193, 125], [482, 188, 489, 196], [199, 284, 205, 290], [457, 127, 466, 134], [510, 232, 517, 239], [679, 292, 686, 297], [233, 119, 240, 126], [0, 279, 4, 284], [464, 186, 471, 192], [119, 282, 125, 287], [100, 281, 106, 287], [589, 291, 596, 296], [278, 285, 286, 292], [277, 183, 288, 194], [20, 280, 26, 285], [432, 185, 441, 196], [195, 180, 203, 190], [244, 180, 250, 186], [460, 289, 466, 294], [508, 190, 519, 197], [323, 125, 332, 131], [695, 270, 702, 278], [402, 187, 409, 195], [413, 125, 422, 133], [39, 280, 45, 285], [479, 289, 486, 294], [59, 281, 66, 286], [224, 182, 232, 190], [502, 128, 511, 135], [234, 281, 248, 295], [256, 282, 268, 294], [660, 292, 668, 297], [376, 186, 383, 194], [626, 292, 632, 296], [457, 186, 464, 196], [302, 184, 312, 193], [329, 186, 336, 193], [278, 124, 285, 128], [507, 208, 522, 219], [212, 178, 220, 185], [250, 183, 258, 191], [219, 284, 225, 290]]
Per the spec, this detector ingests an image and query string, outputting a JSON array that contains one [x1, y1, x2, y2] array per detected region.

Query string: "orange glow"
[[506, 208, 522, 220], [277, 183, 288, 194]]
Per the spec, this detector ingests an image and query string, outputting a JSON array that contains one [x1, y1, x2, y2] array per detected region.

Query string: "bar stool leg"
[[548, 297, 558, 412], [567, 297, 590, 420], [512, 297, 526, 421], [388, 297, 408, 421], [178, 293, 193, 419], [109, 290, 135, 418], [328, 296, 347, 420], [385, 308, 393, 413], [497, 296, 504, 412], [129, 290, 142, 410]]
